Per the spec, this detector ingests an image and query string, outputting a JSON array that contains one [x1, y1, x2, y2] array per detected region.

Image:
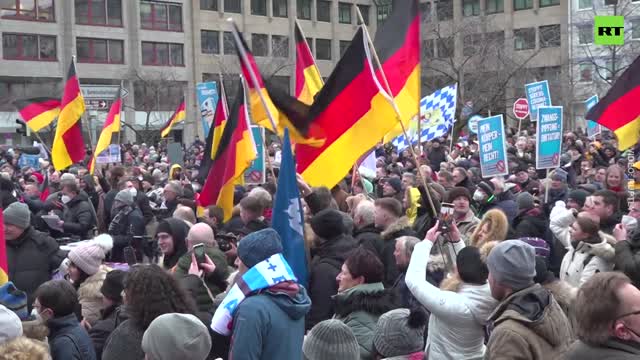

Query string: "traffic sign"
[[468, 115, 482, 134], [513, 98, 529, 120], [81, 85, 128, 99], [86, 100, 111, 110]]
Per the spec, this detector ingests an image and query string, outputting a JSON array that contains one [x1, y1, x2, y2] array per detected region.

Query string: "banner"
[[478, 115, 508, 178], [244, 126, 265, 184], [196, 81, 219, 138], [167, 142, 184, 167], [536, 106, 564, 169], [95, 144, 121, 164], [17, 154, 40, 170], [525, 80, 551, 121], [585, 95, 601, 139]]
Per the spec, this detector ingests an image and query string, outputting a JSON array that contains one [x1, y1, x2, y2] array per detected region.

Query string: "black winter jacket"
[[88, 305, 127, 359], [615, 231, 640, 288], [107, 206, 146, 263], [513, 207, 549, 239], [61, 193, 96, 239], [353, 224, 384, 260]]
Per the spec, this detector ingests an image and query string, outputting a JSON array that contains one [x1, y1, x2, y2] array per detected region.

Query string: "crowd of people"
[[0, 124, 639, 360]]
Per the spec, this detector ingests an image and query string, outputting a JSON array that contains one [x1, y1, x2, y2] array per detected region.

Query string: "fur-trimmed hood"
[[334, 283, 398, 318], [542, 279, 577, 314], [77, 264, 110, 300], [22, 318, 49, 342], [469, 209, 509, 248], [381, 217, 413, 241], [576, 232, 616, 261]]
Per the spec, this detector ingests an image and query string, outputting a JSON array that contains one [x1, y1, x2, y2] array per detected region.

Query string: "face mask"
[[473, 190, 485, 202], [60, 195, 71, 204], [129, 188, 137, 197]]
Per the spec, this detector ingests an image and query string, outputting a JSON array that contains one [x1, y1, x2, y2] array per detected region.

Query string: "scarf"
[[211, 253, 297, 336]]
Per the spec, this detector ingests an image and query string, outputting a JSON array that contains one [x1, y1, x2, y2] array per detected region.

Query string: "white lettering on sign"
[[480, 131, 498, 143], [541, 133, 561, 141]]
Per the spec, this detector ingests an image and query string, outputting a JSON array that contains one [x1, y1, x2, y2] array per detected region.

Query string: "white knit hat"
[[67, 234, 113, 275]]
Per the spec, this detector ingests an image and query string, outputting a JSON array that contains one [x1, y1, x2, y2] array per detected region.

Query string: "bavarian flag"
[[52, 59, 86, 171], [586, 54, 640, 151], [296, 0, 421, 189], [160, 99, 186, 138], [89, 86, 122, 174], [12, 97, 60, 132], [294, 21, 323, 105], [199, 78, 257, 222]]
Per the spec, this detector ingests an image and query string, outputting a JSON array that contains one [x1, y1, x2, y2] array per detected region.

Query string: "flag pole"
[[355, 12, 437, 216], [228, 19, 280, 141], [29, 127, 52, 155], [116, 80, 123, 146]]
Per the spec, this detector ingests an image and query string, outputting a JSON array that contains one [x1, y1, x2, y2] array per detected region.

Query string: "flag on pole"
[[0, 210, 8, 285], [160, 99, 186, 138], [272, 128, 308, 287], [52, 58, 86, 171], [89, 86, 122, 174], [199, 78, 257, 222], [294, 21, 323, 105], [39, 172, 50, 202], [12, 98, 60, 132], [586, 54, 640, 151]]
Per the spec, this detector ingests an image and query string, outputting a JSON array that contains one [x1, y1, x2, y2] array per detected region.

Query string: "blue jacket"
[[230, 284, 311, 360], [48, 314, 97, 360]]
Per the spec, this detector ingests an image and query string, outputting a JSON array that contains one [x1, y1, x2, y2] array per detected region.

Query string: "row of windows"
[[577, 0, 640, 10], [421, 0, 559, 22], [576, 21, 640, 45], [1, 33, 184, 66], [578, 60, 621, 83]]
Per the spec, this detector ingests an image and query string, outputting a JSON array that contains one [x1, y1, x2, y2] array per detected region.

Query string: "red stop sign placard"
[[513, 98, 529, 120]]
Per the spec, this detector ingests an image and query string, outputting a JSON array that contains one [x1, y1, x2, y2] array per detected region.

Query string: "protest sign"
[[536, 106, 564, 169], [196, 82, 218, 138], [468, 115, 482, 134], [525, 80, 551, 121], [95, 144, 121, 164], [478, 115, 508, 177], [167, 142, 184, 167], [585, 95, 601, 139], [244, 126, 265, 184], [18, 154, 40, 170]]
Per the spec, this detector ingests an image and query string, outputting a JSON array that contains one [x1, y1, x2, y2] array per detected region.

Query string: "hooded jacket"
[[78, 265, 111, 326], [485, 284, 573, 360], [559, 233, 616, 288], [469, 209, 509, 248], [230, 283, 311, 360], [406, 241, 497, 360], [333, 283, 398, 360], [156, 218, 189, 270], [381, 217, 417, 287]]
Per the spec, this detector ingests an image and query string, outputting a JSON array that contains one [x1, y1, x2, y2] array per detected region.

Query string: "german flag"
[[160, 100, 186, 138], [586, 55, 640, 151], [197, 81, 230, 186], [12, 98, 60, 132], [0, 210, 7, 285], [199, 78, 257, 222], [296, 0, 421, 188], [52, 59, 86, 171], [294, 21, 323, 105], [89, 86, 122, 174]]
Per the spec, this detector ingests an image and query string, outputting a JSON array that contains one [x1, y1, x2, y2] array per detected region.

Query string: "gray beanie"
[[373, 309, 426, 357], [3, 202, 30, 229], [115, 189, 134, 206], [60, 173, 76, 182], [516, 191, 535, 212], [141, 313, 212, 360], [303, 319, 359, 360], [487, 240, 536, 291], [237, 228, 283, 268]]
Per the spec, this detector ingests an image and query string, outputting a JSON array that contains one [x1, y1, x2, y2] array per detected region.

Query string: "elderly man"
[[353, 200, 383, 259], [57, 179, 96, 239], [158, 180, 183, 220]]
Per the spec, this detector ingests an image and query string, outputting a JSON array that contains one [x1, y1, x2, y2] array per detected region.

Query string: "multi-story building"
[[0, 0, 379, 145]]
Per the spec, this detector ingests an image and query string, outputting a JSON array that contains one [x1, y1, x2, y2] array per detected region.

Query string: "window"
[[273, 0, 287, 17], [632, 19, 640, 39], [578, 25, 593, 44], [486, 31, 504, 47], [201, 30, 220, 54], [225, 0, 242, 13], [1, 0, 55, 21], [463, 34, 482, 56], [436, 0, 453, 21], [540, 0, 559, 7], [514, 28, 535, 50], [142, 41, 183, 66], [578, 0, 592, 9], [437, 37, 454, 58], [306, 37, 314, 53], [339, 40, 350, 55], [251, 34, 268, 56], [603, 60, 615, 80], [140, 1, 182, 31], [420, 2, 432, 22], [377, 4, 392, 22], [75, 0, 122, 26], [297, 0, 311, 19], [339, 3, 352, 24], [200, 0, 218, 11], [76, 37, 123, 63], [539, 24, 560, 48], [317, 0, 331, 21], [513, 0, 532, 10], [272, 35, 289, 57], [2, 33, 56, 60], [251, 0, 266, 15], [579, 63, 592, 82], [316, 38, 331, 60], [604, 0, 617, 5], [462, 0, 479, 16], [357, 5, 370, 25], [223, 31, 235, 54], [423, 39, 435, 57], [485, 0, 503, 13]]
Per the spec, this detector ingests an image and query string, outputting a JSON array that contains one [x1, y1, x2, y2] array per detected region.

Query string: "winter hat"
[[100, 270, 127, 302], [552, 168, 568, 182], [373, 309, 426, 357], [68, 234, 113, 275], [477, 181, 495, 196], [303, 319, 359, 360], [516, 192, 535, 212], [141, 313, 212, 360], [387, 177, 403, 194], [486, 240, 536, 291], [2, 202, 30, 229], [568, 189, 588, 208], [60, 173, 76, 182], [447, 186, 471, 203], [237, 228, 283, 268], [0, 282, 28, 320], [114, 189, 134, 206], [0, 304, 22, 344], [311, 209, 347, 240], [518, 237, 550, 259]]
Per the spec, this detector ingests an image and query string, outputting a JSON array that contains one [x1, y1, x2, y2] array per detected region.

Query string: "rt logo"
[[595, 16, 625, 45]]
